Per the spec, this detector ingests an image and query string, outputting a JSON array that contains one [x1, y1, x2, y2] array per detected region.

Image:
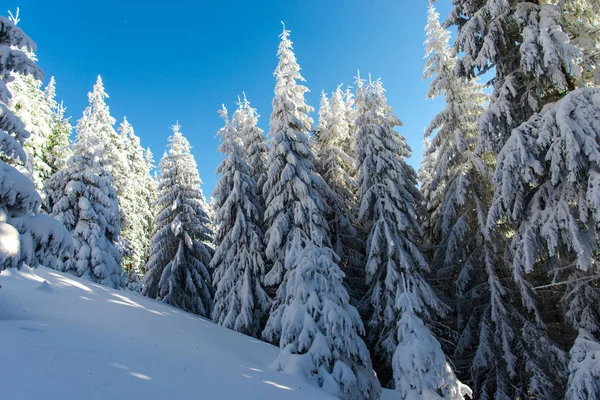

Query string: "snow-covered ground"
[[0, 267, 397, 399], [0, 267, 340, 399]]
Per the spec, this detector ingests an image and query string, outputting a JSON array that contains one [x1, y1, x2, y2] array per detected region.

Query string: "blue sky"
[[13, 0, 452, 196]]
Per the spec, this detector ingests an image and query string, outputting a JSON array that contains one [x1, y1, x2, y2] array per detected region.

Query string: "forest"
[[1, 1, 599, 399]]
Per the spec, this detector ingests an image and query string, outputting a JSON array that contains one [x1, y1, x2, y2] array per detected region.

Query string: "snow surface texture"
[[0, 267, 408, 399]]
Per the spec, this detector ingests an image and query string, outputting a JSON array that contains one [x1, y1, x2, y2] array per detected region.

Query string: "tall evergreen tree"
[[315, 85, 363, 299], [43, 77, 72, 176], [261, 25, 319, 290], [489, 87, 600, 399], [142, 124, 214, 317], [315, 90, 331, 145], [261, 25, 380, 399], [117, 117, 153, 281], [450, 0, 588, 397], [80, 76, 133, 260], [449, 0, 581, 155], [343, 86, 357, 156], [231, 94, 267, 199], [7, 46, 53, 192], [554, 0, 600, 86], [0, 13, 72, 273], [211, 105, 269, 337], [142, 147, 157, 264], [355, 75, 468, 398], [44, 80, 123, 289], [422, 5, 566, 398]]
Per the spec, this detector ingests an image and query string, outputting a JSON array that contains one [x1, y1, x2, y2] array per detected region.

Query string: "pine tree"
[[7, 45, 53, 192], [450, 1, 593, 397], [355, 75, 468, 397], [231, 94, 267, 199], [343, 86, 357, 156], [275, 244, 381, 400], [0, 13, 72, 273], [422, 5, 566, 398], [117, 117, 153, 281], [315, 90, 331, 145], [80, 76, 133, 259], [261, 25, 319, 291], [142, 147, 157, 265], [261, 25, 380, 399], [418, 137, 439, 235], [315, 85, 363, 300], [554, 0, 600, 86], [44, 80, 123, 289], [489, 87, 600, 398], [43, 77, 72, 177], [142, 124, 214, 317], [211, 105, 269, 337], [449, 0, 581, 155]]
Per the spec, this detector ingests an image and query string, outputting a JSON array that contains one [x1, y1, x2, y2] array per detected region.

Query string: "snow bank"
[[0, 266, 338, 400]]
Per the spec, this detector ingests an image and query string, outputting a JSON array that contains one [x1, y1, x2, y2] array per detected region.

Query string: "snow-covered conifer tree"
[[142, 147, 157, 264], [489, 88, 600, 398], [231, 93, 267, 198], [421, 6, 566, 398], [142, 124, 214, 317], [261, 25, 320, 291], [343, 86, 357, 156], [79, 76, 134, 259], [417, 138, 439, 235], [315, 90, 330, 144], [44, 80, 124, 288], [117, 117, 153, 281], [7, 44, 53, 191], [273, 244, 381, 400], [261, 25, 380, 399], [315, 85, 363, 299], [211, 105, 269, 337], [43, 77, 72, 176], [449, 0, 581, 154], [0, 14, 72, 273], [450, 0, 599, 396], [355, 74, 468, 397], [554, 0, 600, 86]]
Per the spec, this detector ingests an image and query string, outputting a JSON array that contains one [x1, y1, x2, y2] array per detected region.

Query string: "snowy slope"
[[0, 266, 338, 400]]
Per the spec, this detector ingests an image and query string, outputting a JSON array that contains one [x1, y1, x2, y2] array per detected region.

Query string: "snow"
[[0, 266, 358, 400]]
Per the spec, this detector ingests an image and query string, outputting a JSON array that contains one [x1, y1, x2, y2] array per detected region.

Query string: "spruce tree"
[[315, 90, 331, 146], [449, 0, 581, 155], [422, 5, 566, 398], [343, 86, 357, 156], [142, 147, 157, 264], [211, 105, 269, 337], [450, 1, 588, 397], [231, 94, 267, 200], [117, 117, 153, 281], [45, 80, 123, 288], [554, 0, 600, 86], [355, 75, 468, 398], [0, 14, 72, 273], [81, 76, 134, 261], [7, 46, 53, 192], [142, 124, 214, 317], [261, 25, 380, 399], [315, 85, 363, 300], [43, 77, 72, 176], [261, 25, 319, 290], [489, 87, 600, 398]]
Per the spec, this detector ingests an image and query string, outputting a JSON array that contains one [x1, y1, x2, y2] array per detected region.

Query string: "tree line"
[[1, 2, 599, 399]]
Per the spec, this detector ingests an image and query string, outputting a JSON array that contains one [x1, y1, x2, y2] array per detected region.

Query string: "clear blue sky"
[[13, 0, 452, 196]]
